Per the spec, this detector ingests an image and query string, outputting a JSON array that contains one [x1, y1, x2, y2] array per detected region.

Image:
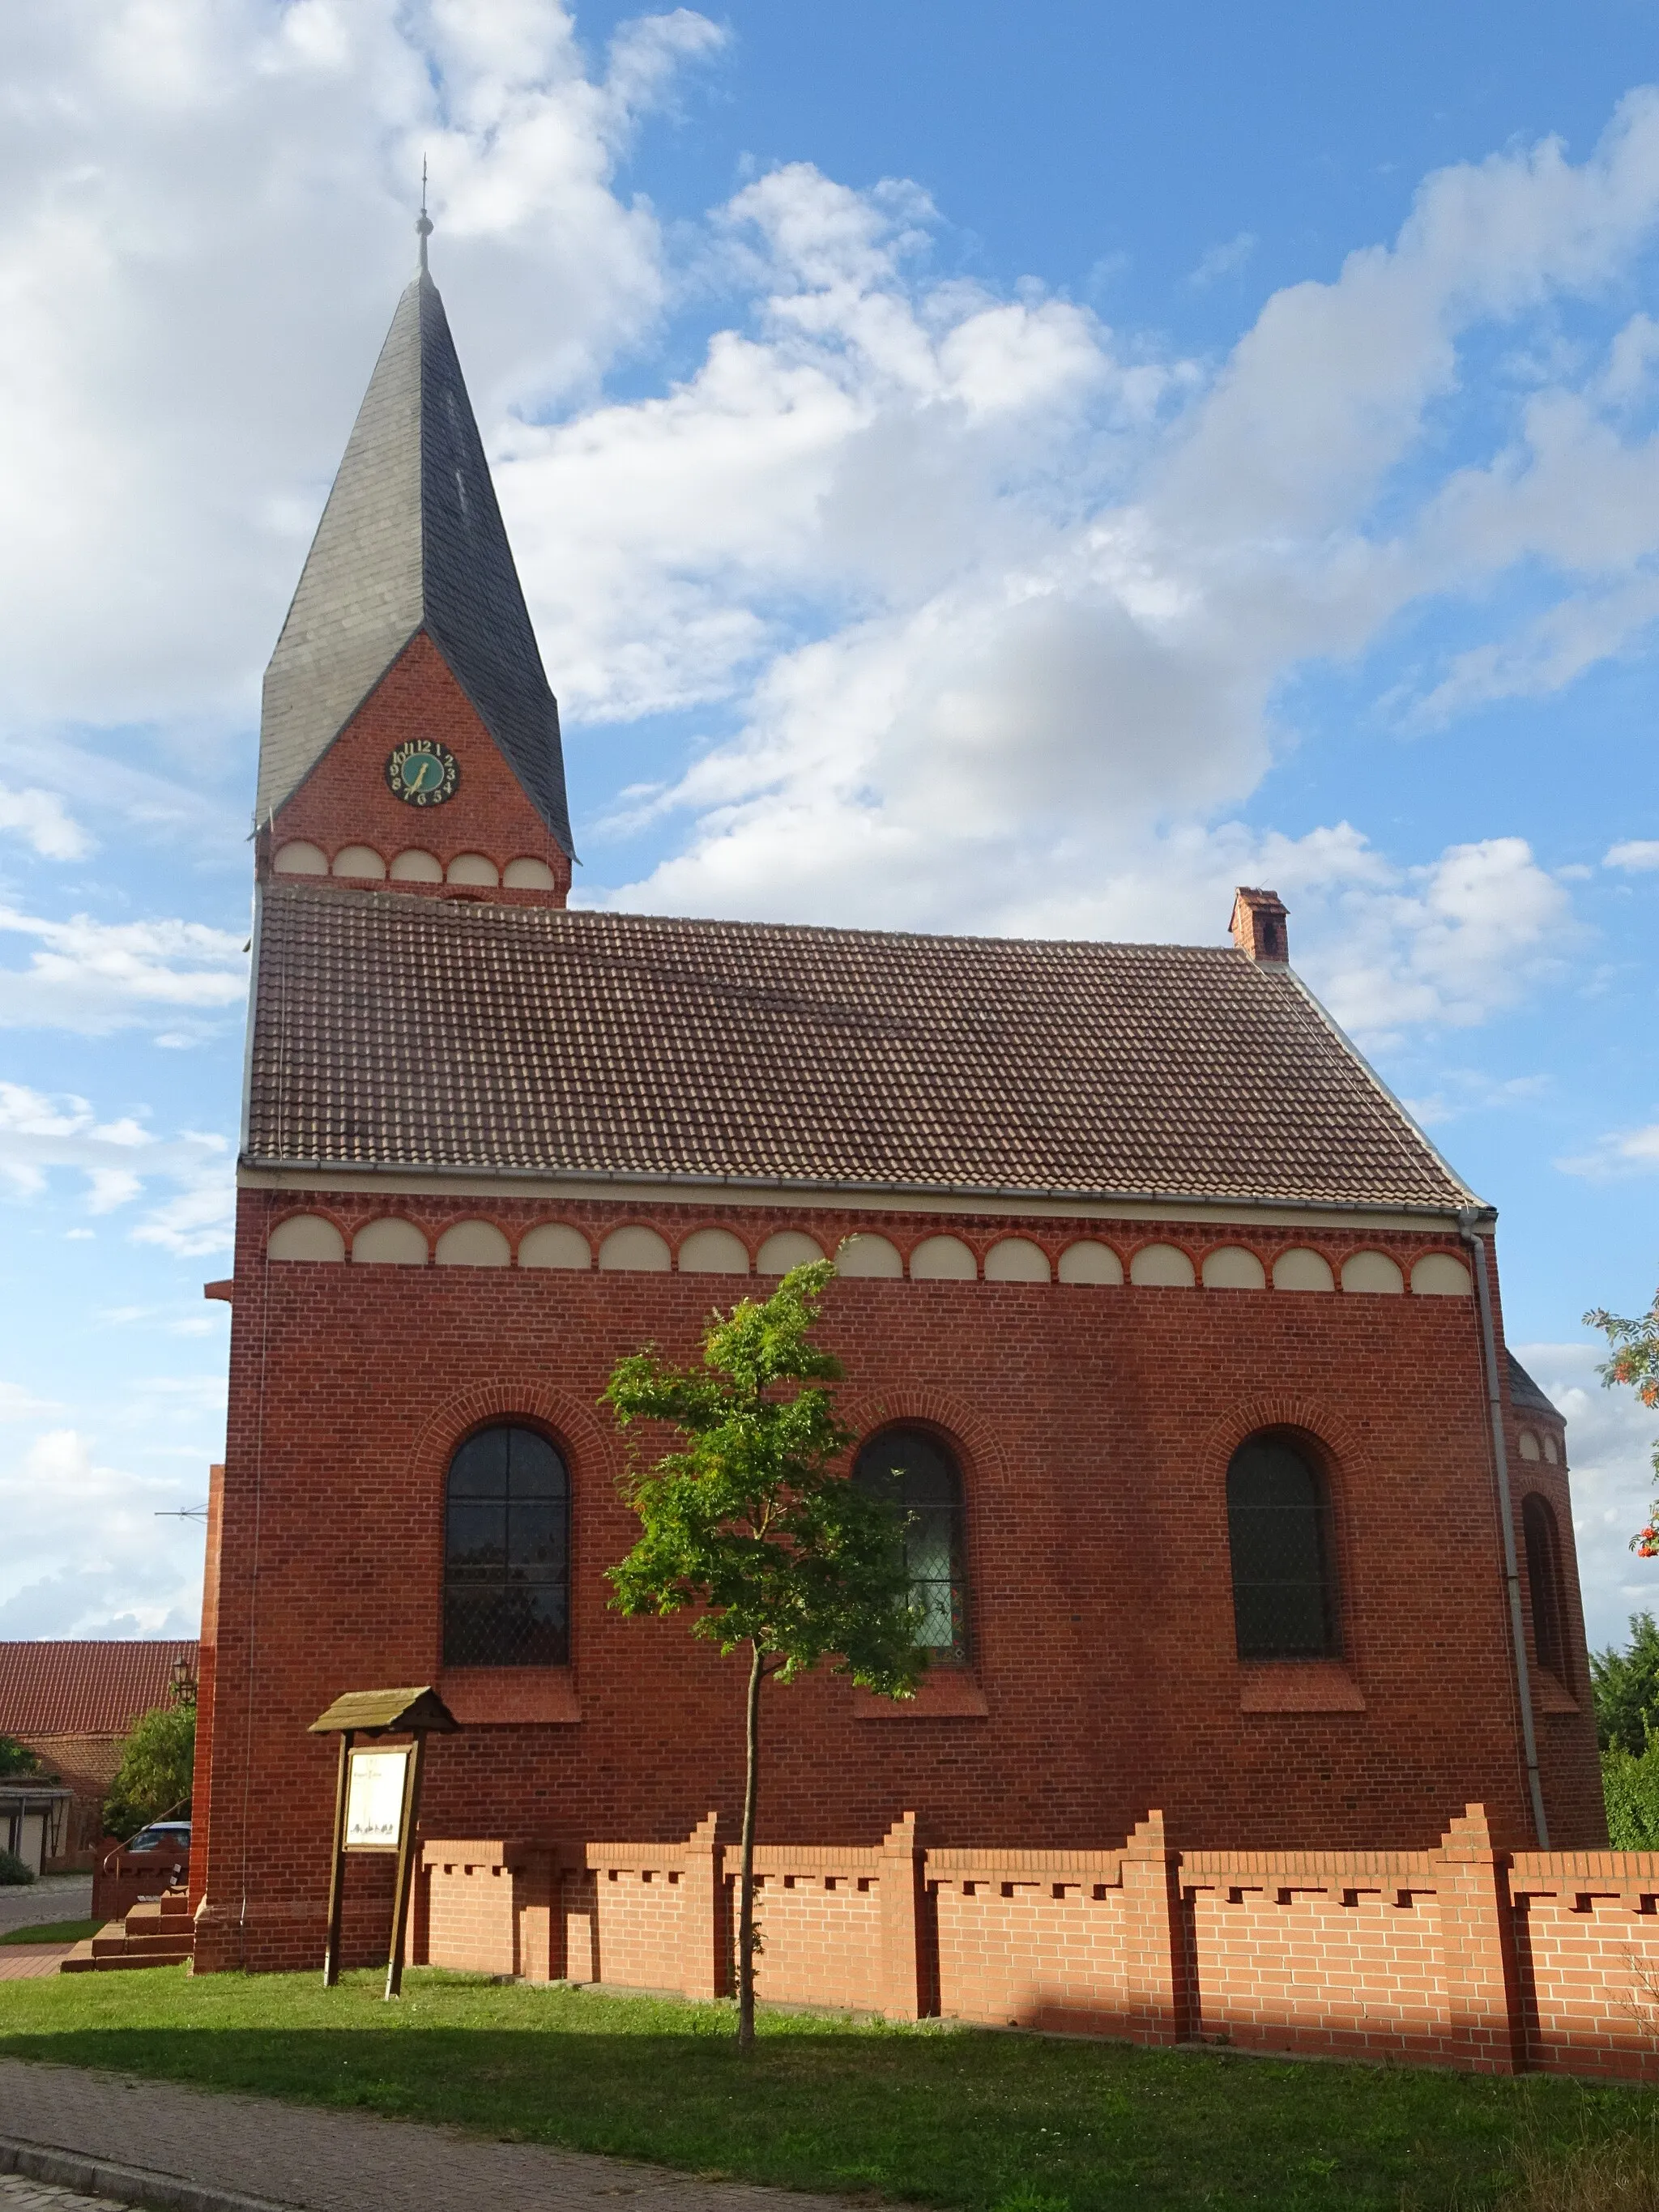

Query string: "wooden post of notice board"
[[309, 1688, 458, 2001], [322, 1726, 353, 1987]]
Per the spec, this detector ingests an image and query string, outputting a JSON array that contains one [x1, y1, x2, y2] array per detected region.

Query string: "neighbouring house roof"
[[244, 884, 1478, 1213], [0, 1642, 198, 1740], [256, 267, 572, 854], [1508, 1351, 1563, 1422]]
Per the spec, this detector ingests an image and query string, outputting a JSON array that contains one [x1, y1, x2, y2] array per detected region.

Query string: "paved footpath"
[[0, 2061, 865, 2212], [2, 2173, 144, 2211], [0, 1948, 78, 1984]]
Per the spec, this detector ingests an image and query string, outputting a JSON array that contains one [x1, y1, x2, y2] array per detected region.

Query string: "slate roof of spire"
[[1508, 1351, 1563, 1421], [257, 270, 573, 854], [245, 882, 1481, 1212]]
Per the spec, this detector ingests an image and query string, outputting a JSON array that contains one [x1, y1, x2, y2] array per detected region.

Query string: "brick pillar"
[[1120, 1811, 1186, 2045], [878, 1811, 929, 2020], [514, 1847, 557, 1983], [680, 1813, 725, 2001], [1436, 1805, 1523, 2073]]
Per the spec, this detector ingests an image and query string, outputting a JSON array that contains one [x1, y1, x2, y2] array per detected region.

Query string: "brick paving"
[[1, 2175, 143, 2211], [0, 1947, 77, 1983], [0, 2061, 863, 2212]]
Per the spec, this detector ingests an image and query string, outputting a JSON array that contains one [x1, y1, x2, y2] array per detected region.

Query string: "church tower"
[[256, 222, 574, 904]]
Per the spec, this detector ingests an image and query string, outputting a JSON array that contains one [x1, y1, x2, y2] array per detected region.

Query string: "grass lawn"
[[0, 1919, 103, 1946], [0, 1966, 1655, 2212]]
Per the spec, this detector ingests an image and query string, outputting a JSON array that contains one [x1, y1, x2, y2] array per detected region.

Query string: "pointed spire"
[[416, 157, 433, 277], [257, 250, 574, 855]]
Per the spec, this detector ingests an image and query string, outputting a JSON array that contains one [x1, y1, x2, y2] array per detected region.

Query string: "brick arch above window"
[[409, 1379, 618, 1511], [835, 1387, 1010, 1499], [1196, 1395, 1370, 1506]]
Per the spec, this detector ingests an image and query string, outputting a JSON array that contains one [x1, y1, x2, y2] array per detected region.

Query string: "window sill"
[[437, 1668, 581, 1724], [854, 1671, 989, 1719], [1239, 1660, 1365, 1713], [1535, 1670, 1580, 1715]]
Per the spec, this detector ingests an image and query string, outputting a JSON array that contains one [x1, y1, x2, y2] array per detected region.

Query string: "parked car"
[[123, 1821, 191, 1858]]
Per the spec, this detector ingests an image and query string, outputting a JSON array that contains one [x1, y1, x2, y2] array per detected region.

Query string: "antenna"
[[416, 156, 433, 275]]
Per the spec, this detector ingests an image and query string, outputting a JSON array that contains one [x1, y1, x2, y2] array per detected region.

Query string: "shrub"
[[0, 1848, 35, 1886], [103, 1702, 195, 1841], [1604, 1744, 1659, 1848], [0, 1734, 41, 1778]]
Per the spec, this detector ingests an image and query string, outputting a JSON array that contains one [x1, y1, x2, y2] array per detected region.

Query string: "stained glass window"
[[853, 1428, 967, 1660], [443, 1425, 569, 1667], [1226, 1436, 1338, 1660]]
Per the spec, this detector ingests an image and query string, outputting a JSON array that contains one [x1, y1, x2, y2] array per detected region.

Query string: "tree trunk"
[[736, 1638, 766, 2051]]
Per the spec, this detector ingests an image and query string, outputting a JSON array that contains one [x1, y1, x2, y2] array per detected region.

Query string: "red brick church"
[[189, 241, 1602, 1976]]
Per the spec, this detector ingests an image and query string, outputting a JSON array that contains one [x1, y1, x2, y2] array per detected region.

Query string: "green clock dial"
[[386, 741, 459, 807]]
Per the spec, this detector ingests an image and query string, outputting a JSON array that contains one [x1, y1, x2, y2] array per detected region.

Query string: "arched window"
[[1522, 1494, 1567, 1680], [853, 1429, 968, 1660], [1226, 1435, 1338, 1660], [443, 1426, 569, 1668]]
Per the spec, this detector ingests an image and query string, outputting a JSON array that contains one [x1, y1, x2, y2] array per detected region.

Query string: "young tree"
[[104, 1702, 196, 1841], [1584, 1292, 1659, 1554], [604, 1261, 923, 2051]]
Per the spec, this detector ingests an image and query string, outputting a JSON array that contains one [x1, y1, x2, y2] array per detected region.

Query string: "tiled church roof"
[[245, 884, 1477, 1212], [0, 1642, 197, 1739], [257, 269, 573, 854]]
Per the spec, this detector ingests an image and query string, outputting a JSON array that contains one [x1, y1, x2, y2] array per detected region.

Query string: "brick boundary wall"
[[407, 1806, 1659, 2080]]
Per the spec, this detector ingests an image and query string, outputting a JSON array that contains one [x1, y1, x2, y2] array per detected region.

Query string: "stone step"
[[75, 1949, 193, 1970], [58, 1937, 100, 1974]]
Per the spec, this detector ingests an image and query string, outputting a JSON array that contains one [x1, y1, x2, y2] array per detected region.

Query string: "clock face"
[[386, 740, 459, 807]]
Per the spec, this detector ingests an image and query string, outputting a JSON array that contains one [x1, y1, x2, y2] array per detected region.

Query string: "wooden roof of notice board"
[[309, 1687, 458, 1736]]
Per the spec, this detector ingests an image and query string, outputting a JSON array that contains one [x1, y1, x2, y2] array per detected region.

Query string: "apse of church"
[[187, 231, 1603, 1977]]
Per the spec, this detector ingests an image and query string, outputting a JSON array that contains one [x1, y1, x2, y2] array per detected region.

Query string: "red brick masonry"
[[410, 1806, 1659, 2082]]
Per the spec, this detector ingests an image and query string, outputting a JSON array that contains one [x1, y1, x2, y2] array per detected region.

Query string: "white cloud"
[[0, 0, 723, 745], [0, 1381, 62, 1421], [0, 789, 90, 860], [0, 1080, 233, 1254], [1516, 1340, 1659, 1652], [0, 906, 247, 1035], [1558, 1123, 1659, 1178], [0, 1426, 207, 1639], [1189, 231, 1257, 287], [1606, 839, 1659, 871], [484, 100, 1659, 995]]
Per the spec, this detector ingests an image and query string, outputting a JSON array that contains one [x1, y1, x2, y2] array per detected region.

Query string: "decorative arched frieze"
[[1057, 1238, 1123, 1285], [352, 1217, 429, 1265], [267, 1211, 346, 1262], [1341, 1251, 1404, 1295], [1411, 1252, 1473, 1296], [1272, 1247, 1335, 1292], [983, 1236, 1051, 1283], [1201, 1246, 1266, 1290], [599, 1225, 672, 1272], [1129, 1242, 1196, 1288], [677, 1227, 750, 1274], [332, 845, 386, 880], [518, 1223, 593, 1270], [757, 1230, 826, 1275], [434, 1220, 511, 1267], [909, 1234, 977, 1281]]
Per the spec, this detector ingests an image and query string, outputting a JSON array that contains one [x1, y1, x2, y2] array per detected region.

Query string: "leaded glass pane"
[[1226, 1438, 1337, 1660], [442, 1424, 569, 1666], [853, 1428, 967, 1659]]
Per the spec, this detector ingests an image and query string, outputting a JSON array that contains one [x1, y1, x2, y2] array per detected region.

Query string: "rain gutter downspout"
[[1459, 1205, 1548, 1848]]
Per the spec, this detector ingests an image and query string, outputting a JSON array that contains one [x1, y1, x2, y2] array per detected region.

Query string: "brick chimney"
[[1230, 886, 1289, 965]]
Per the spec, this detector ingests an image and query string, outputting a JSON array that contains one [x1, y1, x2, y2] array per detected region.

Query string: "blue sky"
[[2, 0, 1659, 1648]]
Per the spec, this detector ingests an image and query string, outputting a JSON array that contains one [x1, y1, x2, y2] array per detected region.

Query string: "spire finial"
[[416, 156, 433, 275]]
